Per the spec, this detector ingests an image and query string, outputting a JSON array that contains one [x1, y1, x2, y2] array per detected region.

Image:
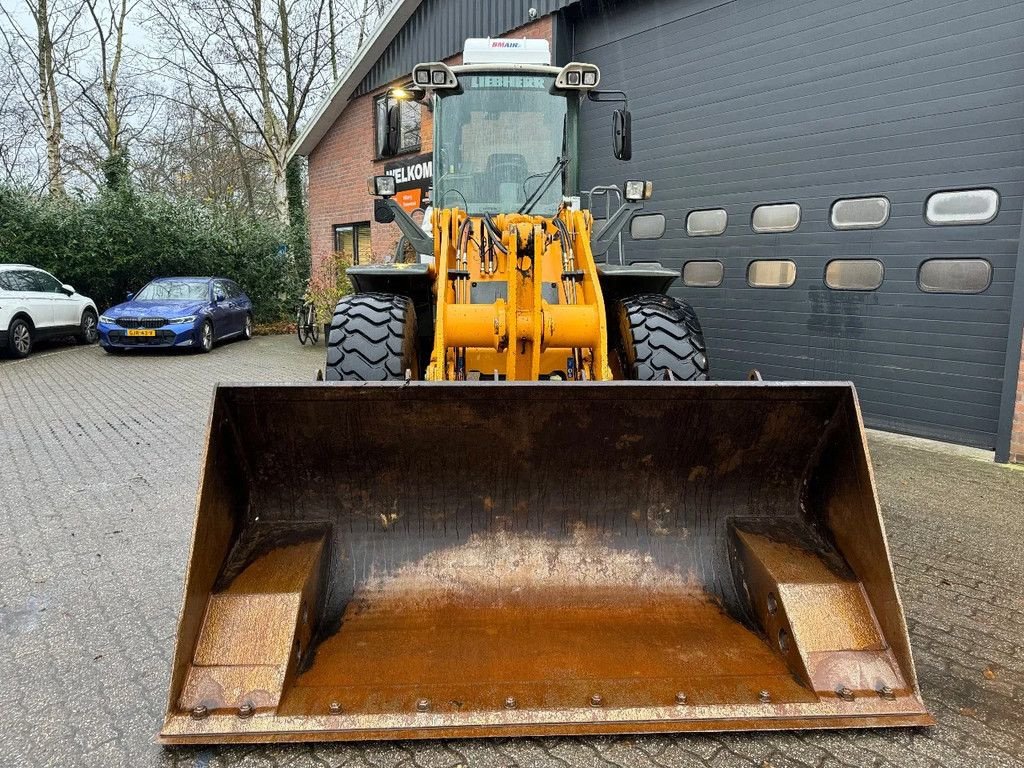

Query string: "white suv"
[[0, 264, 99, 358]]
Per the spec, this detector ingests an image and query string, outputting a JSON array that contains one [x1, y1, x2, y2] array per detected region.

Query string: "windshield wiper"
[[519, 156, 568, 215]]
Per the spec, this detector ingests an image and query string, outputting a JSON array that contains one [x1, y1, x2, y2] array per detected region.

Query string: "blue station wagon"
[[98, 277, 253, 353]]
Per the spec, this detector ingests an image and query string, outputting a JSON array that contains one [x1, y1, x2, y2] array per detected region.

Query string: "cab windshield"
[[433, 74, 576, 216]]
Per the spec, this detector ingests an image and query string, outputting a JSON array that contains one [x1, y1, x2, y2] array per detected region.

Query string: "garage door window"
[[825, 259, 884, 290], [918, 259, 992, 294], [748, 260, 796, 288], [752, 203, 801, 233], [925, 189, 999, 225], [831, 197, 890, 230], [683, 261, 724, 287], [686, 209, 727, 236]]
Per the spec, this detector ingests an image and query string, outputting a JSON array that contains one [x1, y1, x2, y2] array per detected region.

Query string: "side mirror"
[[630, 213, 666, 240], [381, 104, 402, 158], [613, 109, 632, 161], [61, 283, 75, 295], [126, 292, 134, 301]]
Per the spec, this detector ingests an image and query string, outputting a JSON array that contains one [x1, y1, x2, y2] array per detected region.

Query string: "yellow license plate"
[[127, 329, 156, 337]]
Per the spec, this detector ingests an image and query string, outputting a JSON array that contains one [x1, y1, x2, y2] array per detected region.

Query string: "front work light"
[[368, 175, 397, 198], [412, 62, 459, 90], [555, 62, 601, 90], [624, 180, 654, 202]]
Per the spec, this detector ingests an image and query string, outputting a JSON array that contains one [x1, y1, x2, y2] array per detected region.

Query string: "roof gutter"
[[289, 0, 425, 161]]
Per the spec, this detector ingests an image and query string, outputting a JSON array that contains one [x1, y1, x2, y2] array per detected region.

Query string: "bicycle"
[[296, 301, 319, 345]]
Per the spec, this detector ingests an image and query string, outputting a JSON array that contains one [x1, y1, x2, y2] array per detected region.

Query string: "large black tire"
[[326, 293, 419, 381], [617, 294, 709, 381]]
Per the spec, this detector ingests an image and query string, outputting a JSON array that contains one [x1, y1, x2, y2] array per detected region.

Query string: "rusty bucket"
[[160, 382, 931, 744]]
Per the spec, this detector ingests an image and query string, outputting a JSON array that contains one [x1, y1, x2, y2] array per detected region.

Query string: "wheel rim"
[[84, 315, 97, 342], [13, 324, 30, 354], [246, 316, 253, 337], [203, 324, 212, 350]]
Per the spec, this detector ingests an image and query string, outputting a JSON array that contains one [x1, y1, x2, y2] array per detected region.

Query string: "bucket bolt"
[[590, 694, 604, 708], [190, 705, 209, 720], [675, 692, 687, 705], [879, 685, 896, 701], [504, 697, 518, 710], [837, 687, 855, 702], [237, 702, 255, 719], [759, 690, 772, 704], [416, 698, 431, 712], [329, 701, 342, 715]]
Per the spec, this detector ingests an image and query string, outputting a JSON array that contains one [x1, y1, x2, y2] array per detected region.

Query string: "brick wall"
[[1011, 335, 1024, 463], [307, 15, 554, 272]]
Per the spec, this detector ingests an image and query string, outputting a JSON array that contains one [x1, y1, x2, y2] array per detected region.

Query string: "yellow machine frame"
[[427, 208, 612, 382]]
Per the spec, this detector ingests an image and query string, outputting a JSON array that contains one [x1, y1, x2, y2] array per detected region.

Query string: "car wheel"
[[242, 313, 253, 340], [77, 309, 99, 345], [198, 320, 214, 353], [8, 318, 33, 358]]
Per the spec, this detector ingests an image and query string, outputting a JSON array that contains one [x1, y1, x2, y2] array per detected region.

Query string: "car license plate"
[[127, 329, 156, 337]]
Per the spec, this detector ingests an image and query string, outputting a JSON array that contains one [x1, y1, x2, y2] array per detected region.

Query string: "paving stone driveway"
[[1, 336, 1022, 768]]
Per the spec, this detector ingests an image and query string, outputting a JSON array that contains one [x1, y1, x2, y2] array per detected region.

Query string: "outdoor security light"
[[368, 175, 397, 198], [624, 180, 654, 202]]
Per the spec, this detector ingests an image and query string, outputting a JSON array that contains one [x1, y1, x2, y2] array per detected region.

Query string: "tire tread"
[[618, 294, 710, 381], [326, 293, 417, 381]]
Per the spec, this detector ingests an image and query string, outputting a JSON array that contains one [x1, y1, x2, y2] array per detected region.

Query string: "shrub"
[[305, 251, 353, 326], [0, 186, 305, 323]]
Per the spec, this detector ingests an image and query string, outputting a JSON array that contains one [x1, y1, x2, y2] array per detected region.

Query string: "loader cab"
[[381, 39, 625, 217], [428, 68, 581, 216]]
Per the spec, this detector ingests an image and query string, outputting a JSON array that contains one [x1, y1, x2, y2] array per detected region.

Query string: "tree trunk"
[[36, 0, 65, 197]]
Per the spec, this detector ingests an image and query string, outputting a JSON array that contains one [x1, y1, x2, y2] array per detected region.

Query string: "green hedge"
[[0, 187, 305, 323]]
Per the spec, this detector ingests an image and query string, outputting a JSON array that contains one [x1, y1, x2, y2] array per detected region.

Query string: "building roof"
[[290, 0, 426, 161]]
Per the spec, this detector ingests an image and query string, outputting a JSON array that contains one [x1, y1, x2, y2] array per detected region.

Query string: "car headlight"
[[168, 316, 197, 324], [99, 315, 117, 324]]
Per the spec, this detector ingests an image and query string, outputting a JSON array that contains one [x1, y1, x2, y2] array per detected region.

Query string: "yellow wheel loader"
[[161, 39, 932, 745]]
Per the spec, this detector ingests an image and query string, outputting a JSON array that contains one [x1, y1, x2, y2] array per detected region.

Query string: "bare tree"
[[147, 0, 391, 223], [0, 0, 85, 197], [148, 0, 381, 224]]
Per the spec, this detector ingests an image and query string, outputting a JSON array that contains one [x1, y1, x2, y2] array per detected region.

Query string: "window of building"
[[925, 189, 999, 225], [918, 259, 992, 294], [682, 261, 724, 287], [825, 259, 884, 290], [748, 260, 796, 288], [334, 223, 372, 265], [375, 94, 421, 158], [752, 203, 801, 233], [831, 196, 890, 230], [686, 209, 727, 237]]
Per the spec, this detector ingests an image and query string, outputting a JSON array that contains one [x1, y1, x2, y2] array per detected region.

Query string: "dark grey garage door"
[[572, 0, 1024, 448]]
